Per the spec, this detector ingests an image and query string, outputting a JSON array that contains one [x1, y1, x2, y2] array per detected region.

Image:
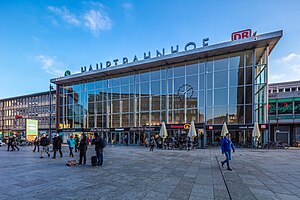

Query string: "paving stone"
[[1, 146, 300, 199]]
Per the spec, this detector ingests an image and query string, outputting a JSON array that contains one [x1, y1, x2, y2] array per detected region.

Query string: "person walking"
[[33, 136, 40, 152], [40, 134, 50, 158], [52, 133, 63, 159], [221, 133, 235, 171], [7, 136, 13, 151], [124, 135, 128, 146], [74, 134, 79, 152], [67, 135, 76, 157], [78, 133, 88, 165], [92, 132, 106, 167], [150, 136, 156, 151], [12, 135, 19, 151]]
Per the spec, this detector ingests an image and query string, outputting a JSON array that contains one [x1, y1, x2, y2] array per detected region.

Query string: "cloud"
[[122, 2, 133, 10], [47, 5, 112, 35], [269, 53, 300, 83], [83, 10, 112, 34], [36, 55, 64, 76], [48, 6, 80, 26]]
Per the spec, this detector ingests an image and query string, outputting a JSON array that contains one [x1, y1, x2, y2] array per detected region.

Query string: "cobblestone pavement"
[[0, 145, 300, 200]]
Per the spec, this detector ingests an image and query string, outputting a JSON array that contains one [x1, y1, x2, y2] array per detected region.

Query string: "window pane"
[[186, 75, 198, 90], [187, 109, 197, 122], [214, 89, 228, 106], [245, 105, 252, 123], [214, 71, 228, 88], [174, 65, 185, 77], [186, 63, 198, 75], [246, 67, 252, 85], [214, 56, 228, 71], [214, 106, 227, 124], [174, 110, 184, 123], [151, 81, 160, 95], [151, 96, 160, 111]]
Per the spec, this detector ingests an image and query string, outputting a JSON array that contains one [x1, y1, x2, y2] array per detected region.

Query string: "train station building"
[[50, 30, 283, 147]]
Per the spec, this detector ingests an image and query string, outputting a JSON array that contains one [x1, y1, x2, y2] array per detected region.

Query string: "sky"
[[0, 0, 300, 99]]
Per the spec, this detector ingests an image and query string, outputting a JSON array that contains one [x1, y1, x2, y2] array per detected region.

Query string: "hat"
[[13, 135, 16, 137]]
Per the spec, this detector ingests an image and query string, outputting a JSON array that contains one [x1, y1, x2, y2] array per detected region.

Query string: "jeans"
[[223, 150, 232, 168], [41, 146, 50, 157], [69, 147, 74, 157], [53, 148, 63, 158], [96, 149, 103, 166], [79, 150, 86, 164], [33, 145, 40, 152]]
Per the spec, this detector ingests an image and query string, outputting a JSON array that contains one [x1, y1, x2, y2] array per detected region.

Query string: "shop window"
[[278, 102, 293, 114]]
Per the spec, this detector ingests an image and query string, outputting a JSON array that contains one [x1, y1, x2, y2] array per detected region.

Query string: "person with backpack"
[[78, 133, 88, 165], [74, 134, 79, 152], [67, 135, 76, 157], [33, 136, 40, 152], [52, 133, 63, 159], [40, 134, 50, 158], [91, 132, 106, 167]]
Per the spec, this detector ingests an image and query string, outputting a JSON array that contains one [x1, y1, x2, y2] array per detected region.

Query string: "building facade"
[[51, 30, 282, 147], [0, 91, 56, 142], [268, 80, 300, 146]]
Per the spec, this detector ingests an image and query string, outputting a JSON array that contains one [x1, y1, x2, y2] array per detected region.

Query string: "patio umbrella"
[[253, 122, 261, 146], [221, 122, 229, 137], [188, 121, 197, 140], [159, 121, 168, 139]]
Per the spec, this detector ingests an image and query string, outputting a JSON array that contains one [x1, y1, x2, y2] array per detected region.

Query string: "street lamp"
[[49, 84, 54, 140]]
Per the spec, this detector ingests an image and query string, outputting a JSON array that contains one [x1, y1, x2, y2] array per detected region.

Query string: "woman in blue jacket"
[[68, 135, 76, 157], [221, 133, 235, 171]]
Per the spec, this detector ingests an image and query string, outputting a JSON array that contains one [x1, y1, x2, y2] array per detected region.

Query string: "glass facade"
[[57, 48, 269, 145]]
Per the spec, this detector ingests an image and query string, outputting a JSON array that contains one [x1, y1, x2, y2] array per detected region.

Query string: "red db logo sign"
[[232, 29, 252, 41]]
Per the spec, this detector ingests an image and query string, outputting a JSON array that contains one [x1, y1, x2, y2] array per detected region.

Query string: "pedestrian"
[[12, 135, 20, 151], [33, 136, 40, 152], [78, 133, 88, 165], [144, 137, 149, 147], [124, 135, 128, 146], [92, 132, 106, 167], [150, 136, 156, 151], [221, 133, 235, 171], [74, 134, 79, 152], [46, 134, 51, 152], [40, 134, 50, 158], [7, 136, 13, 151], [52, 133, 63, 159], [67, 135, 75, 157]]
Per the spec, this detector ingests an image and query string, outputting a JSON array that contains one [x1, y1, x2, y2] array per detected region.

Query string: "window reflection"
[[60, 50, 257, 128]]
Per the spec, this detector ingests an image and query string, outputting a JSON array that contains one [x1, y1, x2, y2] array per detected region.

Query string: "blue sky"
[[0, 0, 300, 99]]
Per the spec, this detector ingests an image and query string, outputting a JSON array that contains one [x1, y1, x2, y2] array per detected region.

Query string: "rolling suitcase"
[[91, 156, 97, 166]]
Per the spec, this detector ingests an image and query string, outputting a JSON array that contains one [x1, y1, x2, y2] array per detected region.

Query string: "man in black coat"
[[92, 132, 106, 167], [40, 134, 50, 158], [52, 133, 63, 159], [78, 133, 88, 165]]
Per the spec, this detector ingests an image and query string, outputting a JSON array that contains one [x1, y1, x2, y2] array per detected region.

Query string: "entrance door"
[[275, 126, 290, 145]]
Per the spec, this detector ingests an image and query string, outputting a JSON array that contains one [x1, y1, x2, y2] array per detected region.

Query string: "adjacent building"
[[268, 80, 300, 146], [51, 30, 283, 147], [0, 91, 56, 141]]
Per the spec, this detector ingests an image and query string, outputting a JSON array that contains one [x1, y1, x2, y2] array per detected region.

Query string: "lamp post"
[[49, 84, 54, 141]]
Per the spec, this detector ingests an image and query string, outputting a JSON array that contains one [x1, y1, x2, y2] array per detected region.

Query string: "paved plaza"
[[0, 145, 300, 200]]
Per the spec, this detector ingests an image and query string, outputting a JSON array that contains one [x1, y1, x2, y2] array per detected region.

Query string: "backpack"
[[99, 138, 106, 148]]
